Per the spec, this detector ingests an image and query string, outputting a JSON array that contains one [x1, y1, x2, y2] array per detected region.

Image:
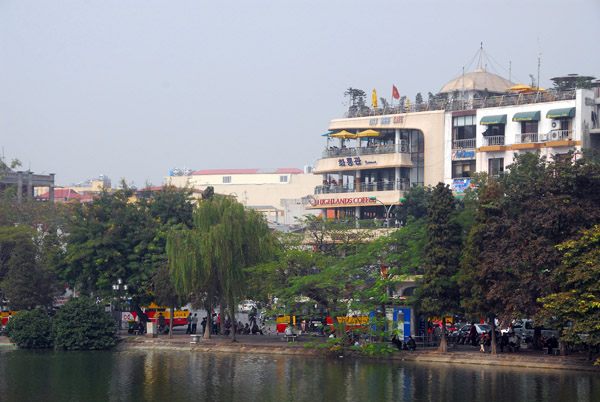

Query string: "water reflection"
[[0, 349, 598, 402]]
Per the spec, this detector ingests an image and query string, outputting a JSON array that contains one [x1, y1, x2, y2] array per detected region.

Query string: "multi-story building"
[[448, 86, 598, 193], [310, 70, 600, 220]]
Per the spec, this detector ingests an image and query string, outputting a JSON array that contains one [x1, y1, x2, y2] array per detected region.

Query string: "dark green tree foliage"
[[458, 182, 504, 353], [415, 183, 462, 351], [53, 296, 116, 350], [58, 185, 195, 320], [5, 308, 54, 349], [202, 186, 214, 200], [472, 153, 600, 323], [0, 194, 65, 311], [394, 186, 432, 226], [0, 225, 60, 310], [142, 185, 194, 228]]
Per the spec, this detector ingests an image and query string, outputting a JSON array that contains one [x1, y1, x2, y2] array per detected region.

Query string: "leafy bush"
[[53, 296, 116, 350], [5, 308, 54, 349]]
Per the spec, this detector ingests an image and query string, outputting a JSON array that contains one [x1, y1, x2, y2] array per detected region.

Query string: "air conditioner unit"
[[539, 133, 547, 142], [550, 130, 560, 141], [399, 140, 409, 153], [551, 120, 559, 129]]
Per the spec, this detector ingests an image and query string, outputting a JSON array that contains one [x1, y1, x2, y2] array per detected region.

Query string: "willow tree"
[[167, 196, 275, 340]]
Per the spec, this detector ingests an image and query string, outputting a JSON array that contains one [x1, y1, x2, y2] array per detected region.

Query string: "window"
[[452, 115, 476, 144], [521, 121, 538, 134], [488, 158, 504, 177], [279, 175, 288, 183], [222, 176, 231, 184], [452, 160, 476, 178]]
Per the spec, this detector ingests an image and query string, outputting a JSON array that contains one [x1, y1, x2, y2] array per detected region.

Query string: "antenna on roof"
[[537, 37, 542, 90]]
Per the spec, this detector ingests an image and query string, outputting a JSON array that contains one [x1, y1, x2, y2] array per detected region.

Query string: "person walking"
[[191, 313, 198, 334], [186, 312, 193, 334], [158, 313, 165, 334], [201, 317, 207, 336]]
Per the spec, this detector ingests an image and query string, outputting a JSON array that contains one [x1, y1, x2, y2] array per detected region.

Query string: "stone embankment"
[[2, 333, 598, 372], [117, 333, 600, 373]]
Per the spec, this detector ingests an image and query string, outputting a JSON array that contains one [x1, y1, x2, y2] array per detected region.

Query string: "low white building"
[[166, 168, 322, 226]]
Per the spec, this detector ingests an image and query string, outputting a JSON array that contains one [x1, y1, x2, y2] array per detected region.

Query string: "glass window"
[[488, 158, 504, 177], [279, 175, 288, 183], [452, 160, 475, 178], [223, 176, 231, 184], [521, 121, 539, 134]]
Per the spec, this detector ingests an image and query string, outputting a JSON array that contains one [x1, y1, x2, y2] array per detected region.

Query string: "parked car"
[[505, 319, 559, 341], [238, 300, 257, 313], [451, 323, 497, 345]]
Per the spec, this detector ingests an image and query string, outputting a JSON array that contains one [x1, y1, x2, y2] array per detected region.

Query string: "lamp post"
[[112, 279, 128, 335], [368, 197, 395, 235]]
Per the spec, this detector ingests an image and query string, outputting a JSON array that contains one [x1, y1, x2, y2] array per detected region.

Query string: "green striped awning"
[[546, 108, 576, 119], [480, 115, 507, 125], [512, 111, 540, 122]]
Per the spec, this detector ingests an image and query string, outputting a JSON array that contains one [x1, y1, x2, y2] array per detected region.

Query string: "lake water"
[[0, 348, 598, 402]]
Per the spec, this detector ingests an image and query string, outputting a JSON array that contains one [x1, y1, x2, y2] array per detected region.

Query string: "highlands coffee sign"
[[308, 195, 377, 207]]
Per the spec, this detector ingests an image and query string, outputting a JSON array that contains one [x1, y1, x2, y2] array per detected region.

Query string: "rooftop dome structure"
[[439, 68, 515, 95]]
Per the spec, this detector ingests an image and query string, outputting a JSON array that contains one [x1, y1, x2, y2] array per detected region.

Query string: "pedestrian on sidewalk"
[[201, 317, 207, 336], [191, 314, 198, 334], [186, 312, 192, 334]]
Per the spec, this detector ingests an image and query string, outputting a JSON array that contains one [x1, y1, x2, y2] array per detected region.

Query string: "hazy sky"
[[1, 1, 598, 187]]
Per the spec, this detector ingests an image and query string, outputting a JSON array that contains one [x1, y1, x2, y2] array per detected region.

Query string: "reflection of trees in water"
[[1, 351, 596, 401]]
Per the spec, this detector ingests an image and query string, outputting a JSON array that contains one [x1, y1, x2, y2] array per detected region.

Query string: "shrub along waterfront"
[[5, 296, 116, 350]]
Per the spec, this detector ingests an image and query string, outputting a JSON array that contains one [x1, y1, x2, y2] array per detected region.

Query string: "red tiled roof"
[[38, 189, 92, 201]]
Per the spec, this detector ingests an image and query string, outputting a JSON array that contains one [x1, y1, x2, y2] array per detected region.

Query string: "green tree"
[[414, 183, 462, 352], [394, 185, 432, 226], [462, 152, 600, 349], [539, 225, 600, 361], [58, 187, 158, 312], [53, 296, 116, 350], [5, 308, 54, 349], [167, 196, 275, 340], [1, 231, 59, 310], [57, 185, 194, 320], [459, 183, 504, 354]]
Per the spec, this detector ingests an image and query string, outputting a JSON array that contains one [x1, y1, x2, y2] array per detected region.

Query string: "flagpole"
[[391, 86, 394, 108]]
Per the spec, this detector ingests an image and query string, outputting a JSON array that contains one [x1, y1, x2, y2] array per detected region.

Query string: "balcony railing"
[[514, 133, 541, 143], [344, 90, 577, 117], [314, 179, 410, 195], [323, 143, 407, 158], [453, 138, 476, 149], [482, 135, 505, 146], [513, 130, 573, 144]]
